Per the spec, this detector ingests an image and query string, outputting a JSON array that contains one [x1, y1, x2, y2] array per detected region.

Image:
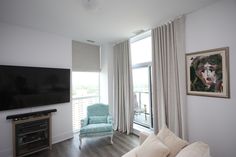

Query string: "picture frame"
[[186, 47, 230, 98]]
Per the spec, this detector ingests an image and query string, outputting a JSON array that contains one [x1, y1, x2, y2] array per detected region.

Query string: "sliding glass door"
[[130, 31, 153, 129], [133, 66, 152, 128]]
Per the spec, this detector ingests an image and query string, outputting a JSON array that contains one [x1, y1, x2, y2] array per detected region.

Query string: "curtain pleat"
[[152, 16, 187, 139], [113, 41, 133, 134]]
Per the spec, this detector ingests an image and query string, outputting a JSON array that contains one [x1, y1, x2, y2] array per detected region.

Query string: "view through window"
[[131, 32, 153, 128], [72, 72, 100, 132]]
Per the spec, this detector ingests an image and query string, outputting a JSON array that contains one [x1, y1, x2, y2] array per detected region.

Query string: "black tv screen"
[[0, 65, 70, 111]]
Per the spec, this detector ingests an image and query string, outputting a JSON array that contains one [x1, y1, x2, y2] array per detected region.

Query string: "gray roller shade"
[[72, 40, 100, 71]]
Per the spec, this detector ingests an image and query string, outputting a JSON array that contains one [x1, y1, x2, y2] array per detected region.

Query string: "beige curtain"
[[113, 40, 133, 134], [152, 16, 187, 139]]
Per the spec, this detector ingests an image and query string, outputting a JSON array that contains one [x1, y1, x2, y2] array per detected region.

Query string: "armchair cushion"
[[80, 123, 113, 135], [89, 116, 107, 124], [87, 103, 109, 117], [81, 118, 88, 127]]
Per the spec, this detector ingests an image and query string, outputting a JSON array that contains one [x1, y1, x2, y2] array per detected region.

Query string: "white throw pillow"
[[157, 126, 188, 157], [176, 141, 210, 157], [136, 133, 170, 157]]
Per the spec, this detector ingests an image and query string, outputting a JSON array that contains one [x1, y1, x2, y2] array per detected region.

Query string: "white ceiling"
[[0, 0, 218, 45]]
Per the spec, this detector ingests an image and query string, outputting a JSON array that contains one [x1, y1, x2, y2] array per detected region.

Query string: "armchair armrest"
[[81, 117, 88, 127], [107, 115, 113, 124], [139, 132, 150, 145]]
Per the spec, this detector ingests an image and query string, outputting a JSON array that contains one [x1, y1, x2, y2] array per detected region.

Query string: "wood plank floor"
[[31, 132, 139, 157]]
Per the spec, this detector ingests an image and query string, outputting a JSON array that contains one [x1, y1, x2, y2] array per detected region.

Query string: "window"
[[72, 72, 100, 132], [130, 31, 153, 129], [132, 66, 152, 127], [131, 35, 152, 65]]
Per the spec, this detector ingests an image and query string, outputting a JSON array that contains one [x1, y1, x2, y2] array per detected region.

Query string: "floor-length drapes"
[[113, 40, 133, 134], [151, 16, 187, 139]]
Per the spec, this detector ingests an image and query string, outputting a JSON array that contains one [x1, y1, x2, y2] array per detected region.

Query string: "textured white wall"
[[0, 22, 73, 157], [186, 1, 236, 157]]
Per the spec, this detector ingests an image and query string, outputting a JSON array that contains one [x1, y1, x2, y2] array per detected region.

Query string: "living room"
[[0, 0, 235, 157]]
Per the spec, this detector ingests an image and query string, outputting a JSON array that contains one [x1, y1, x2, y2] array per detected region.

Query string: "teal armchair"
[[79, 103, 113, 149]]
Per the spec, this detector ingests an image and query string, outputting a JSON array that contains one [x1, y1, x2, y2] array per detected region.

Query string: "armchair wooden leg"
[[110, 135, 113, 144], [79, 137, 82, 149]]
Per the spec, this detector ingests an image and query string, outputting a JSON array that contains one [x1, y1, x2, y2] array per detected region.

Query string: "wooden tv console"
[[6, 109, 57, 157]]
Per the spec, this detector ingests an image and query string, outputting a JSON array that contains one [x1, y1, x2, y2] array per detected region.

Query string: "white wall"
[[186, 1, 236, 157], [0, 22, 73, 157], [100, 43, 114, 113]]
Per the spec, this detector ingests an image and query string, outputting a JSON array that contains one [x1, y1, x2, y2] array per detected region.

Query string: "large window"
[[131, 35, 152, 65], [72, 72, 100, 132], [130, 31, 153, 129]]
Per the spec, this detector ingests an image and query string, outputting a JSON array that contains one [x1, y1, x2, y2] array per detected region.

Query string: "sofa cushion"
[[80, 123, 112, 134], [89, 116, 107, 124], [157, 126, 188, 157], [122, 147, 138, 157], [176, 141, 210, 157], [136, 133, 170, 157]]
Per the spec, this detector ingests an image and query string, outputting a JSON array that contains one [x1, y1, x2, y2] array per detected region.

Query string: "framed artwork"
[[186, 47, 230, 98]]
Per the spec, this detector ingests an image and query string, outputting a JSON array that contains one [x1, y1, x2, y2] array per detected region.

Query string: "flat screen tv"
[[0, 65, 70, 111]]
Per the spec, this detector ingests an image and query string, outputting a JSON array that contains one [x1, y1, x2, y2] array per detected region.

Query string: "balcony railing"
[[72, 96, 99, 133], [133, 91, 151, 128]]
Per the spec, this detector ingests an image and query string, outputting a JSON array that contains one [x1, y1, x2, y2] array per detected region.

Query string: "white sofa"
[[122, 127, 210, 157]]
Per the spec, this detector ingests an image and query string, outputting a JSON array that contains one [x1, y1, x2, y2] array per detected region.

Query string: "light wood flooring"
[[31, 132, 139, 157]]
